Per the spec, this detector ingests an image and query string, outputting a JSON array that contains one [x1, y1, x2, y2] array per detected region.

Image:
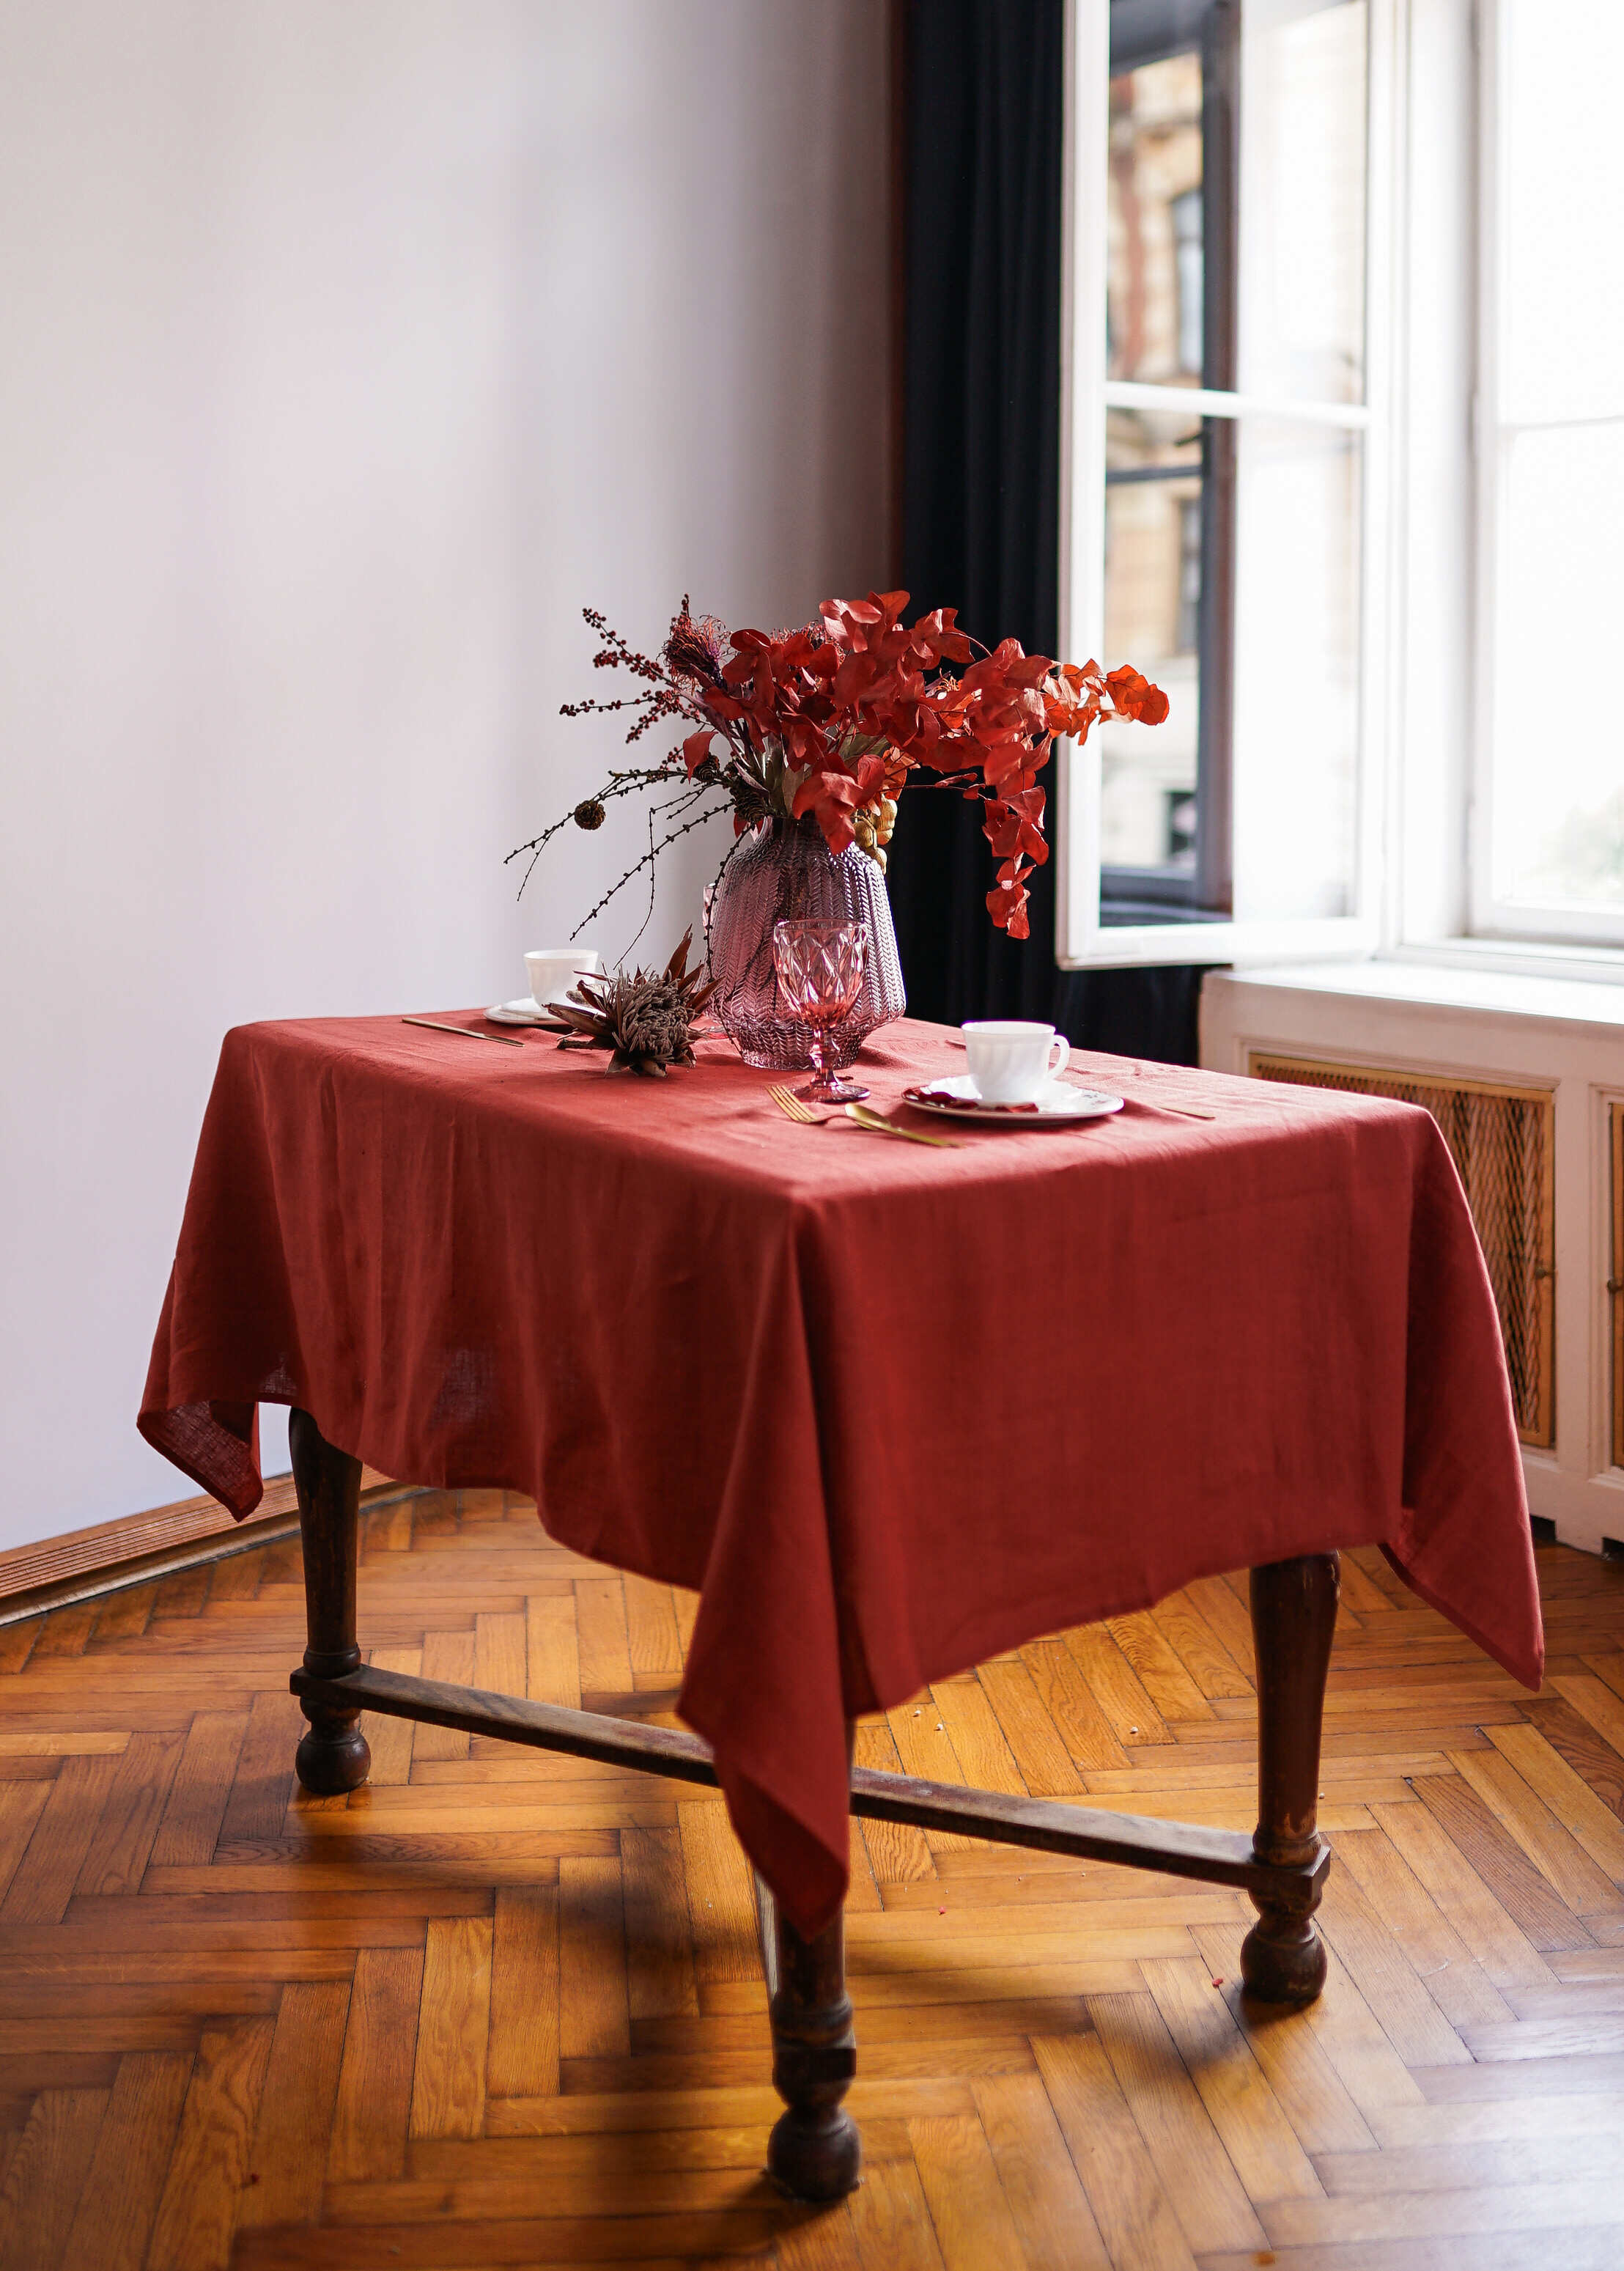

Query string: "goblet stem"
[[795, 1012, 868, 1105]]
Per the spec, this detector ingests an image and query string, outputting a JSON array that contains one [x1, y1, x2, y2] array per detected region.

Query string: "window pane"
[[1100, 410, 1203, 875], [1492, 424, 1624, 916], [1231, 418, 1361, 918], [1502, 2, 1624, 426], [1239, 0, 1367, 405], [1107, 49, 1206, 388]]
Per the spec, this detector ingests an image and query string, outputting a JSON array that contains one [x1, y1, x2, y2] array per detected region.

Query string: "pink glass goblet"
[[772, 918, 871, 1103]]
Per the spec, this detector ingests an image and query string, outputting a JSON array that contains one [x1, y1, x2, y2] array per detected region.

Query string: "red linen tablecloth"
[[140, 1013, 1543, 1935]]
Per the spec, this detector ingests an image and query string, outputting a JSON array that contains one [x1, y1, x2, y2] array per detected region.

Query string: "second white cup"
[[962, 1020, 1070, 1104], [525, 947, 602, 1009]]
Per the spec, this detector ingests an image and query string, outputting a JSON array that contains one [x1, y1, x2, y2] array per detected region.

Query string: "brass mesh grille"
[[1612, 1105, 1623, 1471], [1249, 1055, 1555, 1448]]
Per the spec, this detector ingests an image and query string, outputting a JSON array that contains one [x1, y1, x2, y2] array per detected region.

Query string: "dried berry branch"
[[619, 774, 725, 962], [504, 760, 685, 899], [566, 792, 734, 945]]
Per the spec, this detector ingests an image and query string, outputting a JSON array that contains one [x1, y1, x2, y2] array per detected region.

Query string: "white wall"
[[0, 1, 891, 1552]]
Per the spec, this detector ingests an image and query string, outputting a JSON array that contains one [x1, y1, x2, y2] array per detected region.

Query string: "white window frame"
[[1056, 0, 1402, 969], [1468, 0, 1624, 954]]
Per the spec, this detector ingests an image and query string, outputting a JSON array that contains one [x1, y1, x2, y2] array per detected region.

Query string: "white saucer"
[[902, 1073, 1124, 1126], [486, 994, 580, 1026]]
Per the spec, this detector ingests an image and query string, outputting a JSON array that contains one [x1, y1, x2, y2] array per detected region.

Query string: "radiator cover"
[[1250, 1054, 1556, 1449]]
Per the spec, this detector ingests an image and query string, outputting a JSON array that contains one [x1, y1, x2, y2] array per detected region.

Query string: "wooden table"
[[141, 1013, 1538, 2198], [287, 1407, 1340, 2204]]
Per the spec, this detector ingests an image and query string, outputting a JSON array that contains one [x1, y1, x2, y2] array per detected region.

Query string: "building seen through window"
[[1102, 42, 1206, 887], [1096, 0, 1368, 924]]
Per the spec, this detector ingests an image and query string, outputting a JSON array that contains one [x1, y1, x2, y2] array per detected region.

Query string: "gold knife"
[[401, 1016, 525, 1050]]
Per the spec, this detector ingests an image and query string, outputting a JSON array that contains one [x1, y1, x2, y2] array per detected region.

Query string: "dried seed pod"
[[573, 798, 607, 831]]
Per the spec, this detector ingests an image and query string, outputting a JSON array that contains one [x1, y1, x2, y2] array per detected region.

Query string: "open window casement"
[[1057, 0, 1399, 968]]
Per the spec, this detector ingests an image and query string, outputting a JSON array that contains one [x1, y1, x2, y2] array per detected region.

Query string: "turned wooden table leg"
[[1241, 1550, 1339, 2003], [756, 1723, 860, 2201], [289, 1407, 371, 1795], [761, 1887, 860, 2201]]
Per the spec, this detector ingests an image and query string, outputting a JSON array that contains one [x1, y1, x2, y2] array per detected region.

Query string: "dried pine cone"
[[573, 798, 607, 831], [551, 927, 720, 1077]]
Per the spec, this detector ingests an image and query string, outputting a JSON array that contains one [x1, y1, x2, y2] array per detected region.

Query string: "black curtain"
[[889, 0, 1205, 1066]]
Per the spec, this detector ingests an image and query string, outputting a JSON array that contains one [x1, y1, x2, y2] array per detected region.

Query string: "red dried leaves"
[[695, 595, 1165, 937]]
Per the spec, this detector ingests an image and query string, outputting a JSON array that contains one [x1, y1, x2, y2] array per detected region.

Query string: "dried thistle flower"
[[662, 598, 730, 691], [552, 928, 720, 1077]]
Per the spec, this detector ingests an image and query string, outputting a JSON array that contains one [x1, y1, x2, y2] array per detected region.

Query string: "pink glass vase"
[[704, 818, 907, 1070]]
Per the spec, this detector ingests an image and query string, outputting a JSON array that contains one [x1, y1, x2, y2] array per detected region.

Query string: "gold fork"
[[767, 1083, 963, 1148], [767, 1083, 820, 1124]]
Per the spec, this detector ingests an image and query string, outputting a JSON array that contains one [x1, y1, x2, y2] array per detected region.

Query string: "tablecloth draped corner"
[[1380, 1538, 1544, 1693], [1394, 1111, 1546, 1693], [670, 1218, 858, 1938], [138, 1271, 265, 1519]]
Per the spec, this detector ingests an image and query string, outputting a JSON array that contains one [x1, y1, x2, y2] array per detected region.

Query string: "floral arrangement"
[[509, 592, 1167, 943]]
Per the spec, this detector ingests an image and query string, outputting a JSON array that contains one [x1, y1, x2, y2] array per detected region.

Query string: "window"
[[1099, 15, 1225, 913], [1063, 0, 1624, 972], [1063, 0, 1384, 964], [1475, 0, 1624, 947]]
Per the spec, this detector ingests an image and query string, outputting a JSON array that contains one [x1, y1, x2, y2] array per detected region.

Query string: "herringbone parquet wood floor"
[[2, 1489, 1624, 2269]]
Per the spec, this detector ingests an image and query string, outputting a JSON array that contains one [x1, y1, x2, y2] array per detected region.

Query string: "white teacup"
[[525, 947, 602, 1009], [962, 1020, 1070, 1105]]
